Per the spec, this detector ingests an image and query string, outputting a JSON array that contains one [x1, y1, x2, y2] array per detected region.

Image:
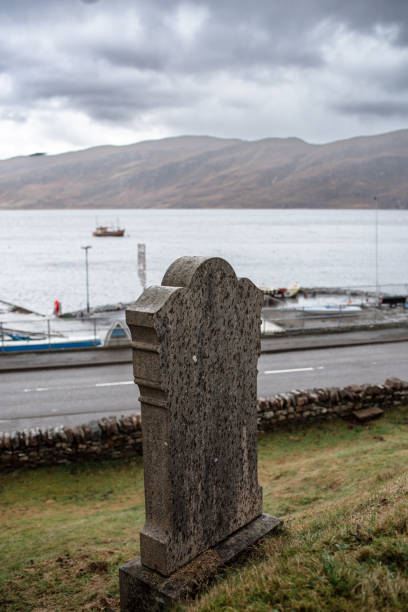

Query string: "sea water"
[[0, 209, 407, 315]]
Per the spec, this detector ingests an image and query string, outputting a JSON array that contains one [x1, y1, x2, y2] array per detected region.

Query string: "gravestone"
[[120, 256, 281, 611]]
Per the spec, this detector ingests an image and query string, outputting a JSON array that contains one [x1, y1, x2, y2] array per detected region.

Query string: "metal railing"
[[261, 304, 408, 336], [0, 317, 105, 353]]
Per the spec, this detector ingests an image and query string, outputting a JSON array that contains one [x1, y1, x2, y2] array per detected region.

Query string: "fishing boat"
[[93, 225, 125, 237]]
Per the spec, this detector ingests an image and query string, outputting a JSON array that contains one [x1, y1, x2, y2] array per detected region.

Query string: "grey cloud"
[[78, 2, 326, 81], [381, 64, 408, 93], [72, 87, 195, 122], [328, 0, 408, 44], [1, 0, 328, 122], [174, 25, 324, 74], [335, 100, 408, 117], [97, 46, 167, 72], [0, 110, 27, 122], [1, 0, 408, 139], [4, 0, 408, 34], [18, 66, 198, 121]]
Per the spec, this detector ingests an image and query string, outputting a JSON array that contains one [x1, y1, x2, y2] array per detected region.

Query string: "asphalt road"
[[1, 341, 407, 432]]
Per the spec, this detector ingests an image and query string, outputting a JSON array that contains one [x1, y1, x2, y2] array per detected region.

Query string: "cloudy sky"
[[1, 0, 408, 159]]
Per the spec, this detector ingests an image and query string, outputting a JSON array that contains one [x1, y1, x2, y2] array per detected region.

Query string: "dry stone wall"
[[0, 415, 143, 472], [257, 377, 408, 430], [1, 378, 407, 472]]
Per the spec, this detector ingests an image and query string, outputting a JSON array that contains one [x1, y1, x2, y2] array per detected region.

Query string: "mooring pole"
[[81, 245, 92, 315]]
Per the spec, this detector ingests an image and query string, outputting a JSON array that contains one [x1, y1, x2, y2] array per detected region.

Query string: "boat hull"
[[93, 230, 125, 237]]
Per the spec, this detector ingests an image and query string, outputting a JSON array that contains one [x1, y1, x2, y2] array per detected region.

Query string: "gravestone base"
[[119, 514, 282, 612]]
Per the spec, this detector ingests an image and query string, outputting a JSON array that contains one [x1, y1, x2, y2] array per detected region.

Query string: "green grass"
[[1, 407, 408, 611], [186, 473, 408, 612], [0, 458, 145, 611]]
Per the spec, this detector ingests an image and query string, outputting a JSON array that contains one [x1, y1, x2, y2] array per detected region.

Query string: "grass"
[[0, 459, 145, 611], [1, 406, 408, 611]]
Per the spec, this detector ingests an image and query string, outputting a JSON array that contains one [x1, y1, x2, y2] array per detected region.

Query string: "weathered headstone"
[[120, 256, 281, 611]]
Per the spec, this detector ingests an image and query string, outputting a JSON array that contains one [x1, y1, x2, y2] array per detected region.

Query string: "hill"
[[1, 130, 408, 209], [1, 406, 408, 610]]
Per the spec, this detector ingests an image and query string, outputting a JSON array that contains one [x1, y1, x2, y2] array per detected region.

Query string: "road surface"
[[1, 342, 407, 432]]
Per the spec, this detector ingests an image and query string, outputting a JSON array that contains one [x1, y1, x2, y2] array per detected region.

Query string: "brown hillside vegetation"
[[1, 130, 408, 209]]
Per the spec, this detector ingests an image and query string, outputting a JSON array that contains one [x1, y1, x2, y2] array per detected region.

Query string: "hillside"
[[1, 406, 408, 610], [1, 130, 408, 209]]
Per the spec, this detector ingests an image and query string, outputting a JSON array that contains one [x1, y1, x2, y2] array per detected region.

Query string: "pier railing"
[[0, 317, 105, 353], [261, 304, 407, 336]]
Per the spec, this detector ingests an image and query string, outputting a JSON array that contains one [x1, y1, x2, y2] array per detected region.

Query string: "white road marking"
[[23, 368, 326, 391], [263, 366, 324, 375], [22, 366, 327, 392], [95, 381, 133, 387], [23, 381, 133, 393]]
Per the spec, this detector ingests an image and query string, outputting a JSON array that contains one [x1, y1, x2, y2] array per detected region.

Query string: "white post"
[[138, 243, 146, 290], [81, 245, 92, 315]]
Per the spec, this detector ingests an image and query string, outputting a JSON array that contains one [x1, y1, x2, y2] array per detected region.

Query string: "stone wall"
[[0, 415, 143, 472], [257, 377, 408, 430], [1, 378, 407, 472]]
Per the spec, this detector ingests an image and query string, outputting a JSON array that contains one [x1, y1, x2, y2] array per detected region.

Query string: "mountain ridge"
[[1, 130, 408, 209]]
